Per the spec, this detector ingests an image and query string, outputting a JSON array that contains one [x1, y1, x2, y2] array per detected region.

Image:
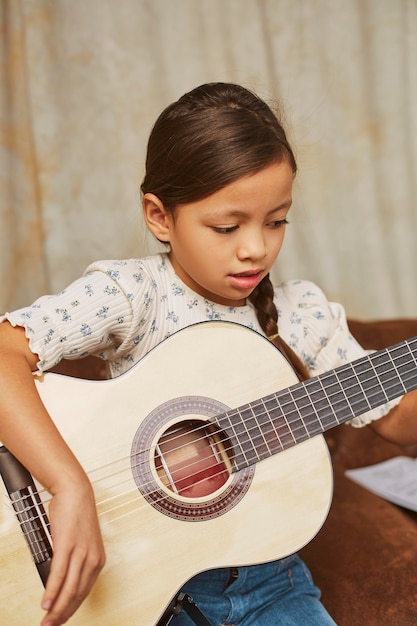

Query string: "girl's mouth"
[[228, 270, 264, 291]]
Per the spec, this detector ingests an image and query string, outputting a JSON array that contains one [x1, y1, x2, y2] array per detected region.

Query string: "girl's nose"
[[237, 231, 268, 261]]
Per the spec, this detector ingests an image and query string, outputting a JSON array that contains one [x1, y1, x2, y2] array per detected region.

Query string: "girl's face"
[[145, 161, 294, 307]]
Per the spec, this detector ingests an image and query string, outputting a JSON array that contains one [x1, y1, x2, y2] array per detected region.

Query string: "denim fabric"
[[169, 556, 337, 626]]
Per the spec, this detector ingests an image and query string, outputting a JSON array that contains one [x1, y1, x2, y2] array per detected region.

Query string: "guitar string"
[[34, 340, 417, 505], [8, 344, 417, 558], [31, 361, 416, 525], [24, 352, 416, 527], [33, 348, 417, 509], [15, 380, 416, 540], [16, 345, 416, 496]]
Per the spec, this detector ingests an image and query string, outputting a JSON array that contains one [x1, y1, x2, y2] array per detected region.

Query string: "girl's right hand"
[[40, 477, 106, 626]]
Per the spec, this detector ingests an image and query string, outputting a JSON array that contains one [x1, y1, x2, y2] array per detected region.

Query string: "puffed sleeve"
[[0, 259, 155, 375], [275, 280, 401, 427]]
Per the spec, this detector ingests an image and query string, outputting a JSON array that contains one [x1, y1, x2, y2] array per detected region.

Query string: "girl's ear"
[[142, 193, 171, 243]]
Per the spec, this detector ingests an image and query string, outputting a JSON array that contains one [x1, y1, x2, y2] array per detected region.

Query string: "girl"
[[0, 82, 416, 626]]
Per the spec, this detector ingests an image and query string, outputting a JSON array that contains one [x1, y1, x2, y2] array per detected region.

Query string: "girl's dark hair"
[[141, 82, 309, 381]]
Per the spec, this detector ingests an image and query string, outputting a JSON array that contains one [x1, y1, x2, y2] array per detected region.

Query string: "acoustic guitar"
[[1, 321, 416, 625]]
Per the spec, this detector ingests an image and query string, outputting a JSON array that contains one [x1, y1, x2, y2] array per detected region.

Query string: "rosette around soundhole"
[[130, 396, 254, 521]]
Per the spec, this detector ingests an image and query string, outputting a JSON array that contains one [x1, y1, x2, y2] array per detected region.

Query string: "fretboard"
[[215, 336, 417, 472]]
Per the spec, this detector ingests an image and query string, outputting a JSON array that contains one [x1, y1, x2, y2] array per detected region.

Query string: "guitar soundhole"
[[131, 395, 254, 521], [155, 421, 232, 498]]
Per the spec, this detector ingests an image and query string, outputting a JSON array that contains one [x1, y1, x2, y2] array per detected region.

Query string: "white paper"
[[345, 456, 417, 512]]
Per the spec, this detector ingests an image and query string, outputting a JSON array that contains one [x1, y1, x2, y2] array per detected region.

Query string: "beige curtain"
[[1, 0, 416, 318]]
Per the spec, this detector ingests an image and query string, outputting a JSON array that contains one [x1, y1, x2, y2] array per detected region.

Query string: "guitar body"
[[0, 321, 333, 625]]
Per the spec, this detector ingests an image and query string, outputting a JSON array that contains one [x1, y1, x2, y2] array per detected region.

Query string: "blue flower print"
[[313, 310, 325, 321], [44, 329, 54, 344], [302, 352, 317, 371], [167, 311, 179, 323], [187, 299, 198, 309], [96, 306, 109, 320], [55, 308, 71, 322], [133, 272, 143, 283], [171, 283, 185, 297], [288, 333, 299, 350], [290, 312, 302, 325], [205, 306, 223, 321], [104, 285, 119, 296], [106, 269, 120, 280], [80, 323, 92, 336], [133, 333, 145, 346], [85, 284, 94, 297], [337, 347, 348, 360]]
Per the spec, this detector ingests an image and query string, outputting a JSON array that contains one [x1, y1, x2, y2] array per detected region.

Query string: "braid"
[[249, 276, 310, 382]]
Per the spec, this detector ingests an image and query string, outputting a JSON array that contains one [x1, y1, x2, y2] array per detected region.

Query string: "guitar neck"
[[216, 336, 417, 472]]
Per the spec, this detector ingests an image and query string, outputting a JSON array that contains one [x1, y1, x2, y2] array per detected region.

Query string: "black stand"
[[157, 593, 214, 626]]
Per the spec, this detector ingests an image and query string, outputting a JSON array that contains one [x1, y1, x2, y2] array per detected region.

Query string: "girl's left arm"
[[369, 389, 417, 445]]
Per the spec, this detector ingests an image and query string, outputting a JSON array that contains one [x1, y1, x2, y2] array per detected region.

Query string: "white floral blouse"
[[1, 253, 397, 427]]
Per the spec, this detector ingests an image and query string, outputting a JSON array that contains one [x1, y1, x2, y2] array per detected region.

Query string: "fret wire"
[[229, 380, 361, 464], [219, 338, 417, 470], [276, 392, 298, 445], [367, 358, 390, 403], [216, 409, 251, 468], [247, 402, 274, 458], [244, 362, 401, 445], [264, 397, 297, 447], [287, 386, 320, 438], [296, 385, 325, 433], [390, 343, 416, 393], [237, 405, 261, 464], [287, 388, 309, 441], [259, 397, 284, 454], [239, 367, 400, 434], [342, 367, 372, 414]]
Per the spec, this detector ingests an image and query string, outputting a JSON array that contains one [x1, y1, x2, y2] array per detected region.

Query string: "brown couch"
[[300, 319, 417, 626], [53, 318, 417, 626]]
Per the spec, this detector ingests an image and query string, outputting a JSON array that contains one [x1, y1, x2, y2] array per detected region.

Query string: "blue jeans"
[[169, 556, 337, 626]]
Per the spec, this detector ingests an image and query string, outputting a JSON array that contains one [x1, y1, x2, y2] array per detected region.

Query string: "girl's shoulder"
[[274, 279, 331, 313], [273, 279, 349, 370], [84, 253, 172, 290]]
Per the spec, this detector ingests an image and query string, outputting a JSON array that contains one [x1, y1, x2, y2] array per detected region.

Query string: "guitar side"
[[0, 322, 333, 625]]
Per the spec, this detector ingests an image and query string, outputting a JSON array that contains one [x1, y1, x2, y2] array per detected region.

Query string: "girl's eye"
[[212, 225, 238, 234], [269, 218, 289, 228]]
